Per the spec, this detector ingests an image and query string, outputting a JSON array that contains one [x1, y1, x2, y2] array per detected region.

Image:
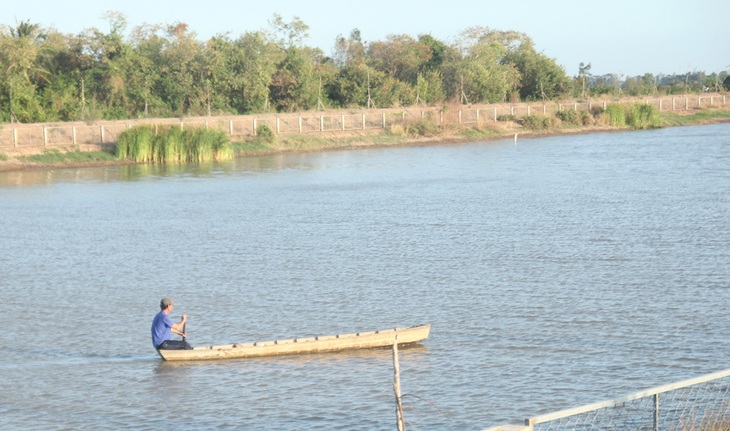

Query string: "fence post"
[[276, 117, 280, 134], [458, 110, 462, 124], [13, 128, 17, 148], [99, 126, 104, 144], [298, 116, 302, 133], [382, 112, 386, 129], [494, 107, 497, 121], [361, 113, 366, 130], [510, 106, 514, 116], [659, 99, 662, 111], [228, 120, 233, 135], [320, 115, 324, 132], [543, 104, 547, 115], [653, 394, 659, 431], [685, 97, 688, 110], [341, 114, 345, 131], [527, 105, 530, 116], [476, 108, 480, 126], [253, 118, 257, 135], [72, 126, 76, 145]]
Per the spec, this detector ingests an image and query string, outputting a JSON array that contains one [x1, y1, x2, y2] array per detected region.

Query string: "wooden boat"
[[157, 324, 431, 361]]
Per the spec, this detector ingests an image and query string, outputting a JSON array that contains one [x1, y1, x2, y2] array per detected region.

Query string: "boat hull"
[[157, 324, 431, 361]]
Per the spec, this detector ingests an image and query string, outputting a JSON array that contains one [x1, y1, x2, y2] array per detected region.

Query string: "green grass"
[[116, 126, 233, 163], [0, 152, 9, 161], [19, 148, 117, 164], [661, 109, 730, 127]]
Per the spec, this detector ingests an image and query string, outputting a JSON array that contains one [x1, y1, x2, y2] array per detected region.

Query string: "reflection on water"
[[1, 123, 728, 431]]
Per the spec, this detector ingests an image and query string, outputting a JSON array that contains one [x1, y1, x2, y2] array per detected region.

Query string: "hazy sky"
[[4, 0, 728, 77]]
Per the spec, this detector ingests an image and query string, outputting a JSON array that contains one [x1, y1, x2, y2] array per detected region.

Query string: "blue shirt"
[[151, 311, 174, 348]]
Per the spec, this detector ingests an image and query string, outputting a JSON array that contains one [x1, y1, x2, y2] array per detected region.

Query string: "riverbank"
[[1, 108, 729, 173]]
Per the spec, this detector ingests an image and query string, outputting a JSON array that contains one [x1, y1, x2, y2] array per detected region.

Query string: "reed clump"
[[601, 103, 662, 129], [116, 126, 233, 163]]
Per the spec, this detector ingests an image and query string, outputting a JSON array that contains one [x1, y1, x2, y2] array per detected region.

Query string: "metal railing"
[[0, 93, 727, 151], [483, 368, 730, 431]]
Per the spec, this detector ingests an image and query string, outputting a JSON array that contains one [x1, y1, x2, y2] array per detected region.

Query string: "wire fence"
[[483, 368, 730, 431], [0, 93, 727, 151]]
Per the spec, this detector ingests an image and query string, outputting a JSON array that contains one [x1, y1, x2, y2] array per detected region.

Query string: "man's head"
[[160, 297, 174, 311]]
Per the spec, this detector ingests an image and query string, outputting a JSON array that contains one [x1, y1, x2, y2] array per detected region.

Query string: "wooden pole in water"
[[393, 337, 406, 431]]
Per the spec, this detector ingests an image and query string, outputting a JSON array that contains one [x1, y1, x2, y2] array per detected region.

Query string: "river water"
[[1, 123, 728, 430]]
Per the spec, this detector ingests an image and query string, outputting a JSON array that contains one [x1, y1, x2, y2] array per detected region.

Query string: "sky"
[[3, 0, 728, 77]]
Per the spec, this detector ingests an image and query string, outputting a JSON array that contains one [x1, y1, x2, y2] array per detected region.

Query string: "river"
[[1, 123, 728, 430]]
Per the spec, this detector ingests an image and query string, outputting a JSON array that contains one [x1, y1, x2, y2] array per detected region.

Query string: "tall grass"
[[602, 103, 662, 129], [116, 126, 233, 163]]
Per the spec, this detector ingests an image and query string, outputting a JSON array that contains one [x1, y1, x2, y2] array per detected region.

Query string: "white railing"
[[483, 368, 730, 431]]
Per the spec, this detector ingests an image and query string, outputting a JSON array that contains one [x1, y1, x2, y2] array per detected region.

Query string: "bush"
[[407, 119, 438, 136], [555, 109, 580, 125], [497, 114, 516, 122], [521, 115, 553, 130], [255, 125, 276, 144], [0, 152, 8, 161], [579, 110, 594, 125]]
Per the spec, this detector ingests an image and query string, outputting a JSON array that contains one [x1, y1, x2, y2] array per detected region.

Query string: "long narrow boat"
[[157, 324, 431, 361]]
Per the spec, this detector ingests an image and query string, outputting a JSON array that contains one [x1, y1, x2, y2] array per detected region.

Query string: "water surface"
[[1, 123, 728, 430]]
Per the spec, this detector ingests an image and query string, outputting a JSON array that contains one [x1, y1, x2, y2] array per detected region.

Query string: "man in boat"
[[151, 297, 192, 350]]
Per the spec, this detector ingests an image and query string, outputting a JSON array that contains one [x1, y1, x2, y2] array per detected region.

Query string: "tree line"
[[1, 12, 727, 124]]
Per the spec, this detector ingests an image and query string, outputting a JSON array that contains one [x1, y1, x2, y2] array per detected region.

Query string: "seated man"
[[151, 297, 192, 350]]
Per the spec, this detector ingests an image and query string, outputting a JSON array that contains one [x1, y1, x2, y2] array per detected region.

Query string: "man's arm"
[[171, 314, 188, 335]]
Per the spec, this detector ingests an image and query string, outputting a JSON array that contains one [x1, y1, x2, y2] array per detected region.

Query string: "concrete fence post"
[[253, 118, 257, 135], [298, 116, 303, 133], [13, 128, 17, 147], [276, 117, 280, 134], [72, 127, 77, 145], [341, 114, 345, 131], [99, 126, 104, 144], [382, 112, 386, 129], [362, 113, 366, 130], [228, 120, 233, 135], [320, 115, 324, 132]]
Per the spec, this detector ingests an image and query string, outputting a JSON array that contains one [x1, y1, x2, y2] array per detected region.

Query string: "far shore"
[[1, 108, 729, 174]]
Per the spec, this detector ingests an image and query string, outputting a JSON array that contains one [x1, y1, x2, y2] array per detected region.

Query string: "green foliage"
[[601, 103, 662, 129], [604, 104, 627, 127], [555, 109, 580, 125], [521, 115, 553, 130], [626, 104, 662, 129], [407, 119, 438, 136], [496, 114, 516, 121], [116, 125, 233, 163], [0, 16, 723, 124], [0, 152, 8, 161], [255, 124, 276, 144]]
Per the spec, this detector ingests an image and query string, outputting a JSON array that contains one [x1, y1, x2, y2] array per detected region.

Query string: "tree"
[[367, 34, 432, 85], [0, 20, 50, 122], [578, 62, 592, 98]]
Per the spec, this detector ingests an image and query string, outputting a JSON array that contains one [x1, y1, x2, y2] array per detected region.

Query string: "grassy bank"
[[2, 106, 729, 172]]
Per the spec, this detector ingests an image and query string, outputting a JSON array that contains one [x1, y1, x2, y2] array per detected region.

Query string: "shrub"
[[579, 110, 594, 125], [521, 115, 553, 130], [0, 152, 8, 161], [555, 109, 580, 125], [407, 119, 438, 136], [255, 125, 276, 144], [497, 114, 516, 122]]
